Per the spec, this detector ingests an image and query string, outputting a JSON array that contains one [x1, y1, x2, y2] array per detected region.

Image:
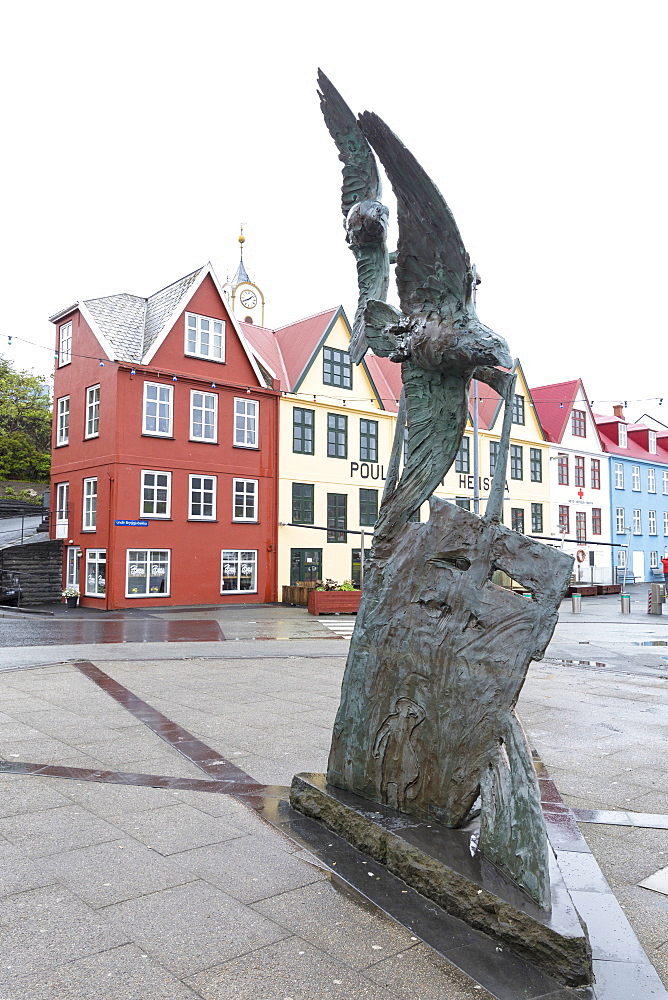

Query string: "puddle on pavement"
[[633, 641, 668, 646]]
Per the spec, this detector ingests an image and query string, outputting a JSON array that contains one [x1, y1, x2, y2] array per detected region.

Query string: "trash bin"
[[571, 593, 582, 613], [620, 594, 631, 614]]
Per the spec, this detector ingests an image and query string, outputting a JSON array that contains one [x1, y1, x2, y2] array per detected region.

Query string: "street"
[[0, 593, 666, 998]]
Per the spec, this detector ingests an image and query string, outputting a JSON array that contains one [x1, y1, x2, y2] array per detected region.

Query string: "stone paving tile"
[[185, 936, 402, 1000], [0, 775, 72, 818], [43, 837, 196, 907], [0, 885, 128, 977], [106, 803, 249, 855], [103, 880, 289, 975], [0, 805, 121, 857], [614, 885, 668, 950], [365, 942, 496, 999], [0, 942, 202, 999], [170, 834, 326, 903], [57, 778, 183, 818], [252, 881, 422, 971], [0, 842, 56, 898], [630, 790, 668, 814]]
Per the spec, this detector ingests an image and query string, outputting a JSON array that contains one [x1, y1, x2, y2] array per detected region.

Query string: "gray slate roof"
[[84, 266, 206, 362]]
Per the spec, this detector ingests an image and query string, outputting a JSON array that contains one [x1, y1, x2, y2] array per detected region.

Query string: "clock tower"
[[226, 230, 265, 326]]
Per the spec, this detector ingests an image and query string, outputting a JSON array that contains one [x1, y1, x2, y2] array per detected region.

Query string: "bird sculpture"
[[317, 70, 390, 364]]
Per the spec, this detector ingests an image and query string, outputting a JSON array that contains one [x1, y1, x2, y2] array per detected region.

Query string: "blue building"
[[596, 408, 668, 583]]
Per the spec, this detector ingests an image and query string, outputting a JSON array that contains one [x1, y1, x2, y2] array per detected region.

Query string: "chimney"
[[613, 404, 624, 419]]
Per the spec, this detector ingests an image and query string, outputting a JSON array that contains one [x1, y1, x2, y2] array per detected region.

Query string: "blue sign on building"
[[115, 519, 148, 527]]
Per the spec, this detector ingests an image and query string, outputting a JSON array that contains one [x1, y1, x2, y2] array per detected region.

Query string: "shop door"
[[632, 549, 645, 583], [291, 548, 322, 585]]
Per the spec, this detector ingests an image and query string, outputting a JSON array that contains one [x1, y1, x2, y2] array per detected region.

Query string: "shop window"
[[126, 549, 170, 597], [85, 549, 106, 597], [221, 550, 257, 592]]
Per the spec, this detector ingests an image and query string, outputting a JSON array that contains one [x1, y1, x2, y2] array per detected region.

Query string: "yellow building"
[[242, 306, 401, 590], [434, 363, 552, 538], [224, 241, 553, 591]]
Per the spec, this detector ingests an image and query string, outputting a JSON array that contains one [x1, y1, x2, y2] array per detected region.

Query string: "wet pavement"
[[0, 592, 667, 996], [0, 618, 223, 646]]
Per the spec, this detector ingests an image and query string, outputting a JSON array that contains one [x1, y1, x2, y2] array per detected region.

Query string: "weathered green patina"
[[314, 74, 575, 912]]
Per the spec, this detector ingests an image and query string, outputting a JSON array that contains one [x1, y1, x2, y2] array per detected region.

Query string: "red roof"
[[241, 307, 403, 411], [530, 380, 581, 443], [595, 413, 668, 461]]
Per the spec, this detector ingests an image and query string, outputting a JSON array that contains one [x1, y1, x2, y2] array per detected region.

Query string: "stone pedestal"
[[290, 772, 593, 988]]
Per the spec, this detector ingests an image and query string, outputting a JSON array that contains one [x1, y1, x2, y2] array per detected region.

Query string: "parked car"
[[0, 572, 21, 605]]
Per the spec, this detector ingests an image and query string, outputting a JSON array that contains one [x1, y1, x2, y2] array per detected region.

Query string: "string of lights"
[[3, 332, 665, 410]]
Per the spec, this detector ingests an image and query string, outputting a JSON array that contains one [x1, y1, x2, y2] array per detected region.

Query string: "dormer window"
[[618, 423, 627, 447], [185, 312, 225, 362], [323, 347, 352, 389], [571, 409, 586, 437], [649, 430, 657, 453]]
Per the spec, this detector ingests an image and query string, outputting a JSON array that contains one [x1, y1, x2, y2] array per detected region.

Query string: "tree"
[[0, 357, 52, 481]]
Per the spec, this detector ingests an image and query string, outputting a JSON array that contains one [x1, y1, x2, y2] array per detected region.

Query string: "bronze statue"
[[314, 73, 574, 910]]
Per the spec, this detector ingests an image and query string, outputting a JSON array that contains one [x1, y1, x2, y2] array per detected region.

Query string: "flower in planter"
[[61, 587, 79, 598]]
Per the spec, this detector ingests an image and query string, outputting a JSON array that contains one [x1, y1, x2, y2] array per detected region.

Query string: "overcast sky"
[[2, 1, 666, 422]]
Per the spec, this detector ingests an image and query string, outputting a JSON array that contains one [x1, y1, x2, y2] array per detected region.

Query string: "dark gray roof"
[[83, 266, 206, 362]]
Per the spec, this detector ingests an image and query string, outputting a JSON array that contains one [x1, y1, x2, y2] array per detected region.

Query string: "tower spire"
[[231, 225, 251, 288]]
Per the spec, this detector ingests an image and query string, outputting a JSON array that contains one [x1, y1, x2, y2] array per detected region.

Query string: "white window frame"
[[57, 396, 70, 446], [85, 384, 100, 439], [126, 549, 171, 598], [185, 312, 225, 362], [232, 478, 258, 522], [618, 423, 627, 447], [648, 468, 656, 493], [220, 549, 257, 594], [614, 463, 624, 489], [59, 321, 72, 366], [649, 510, 657, 535], [189, 474, 217, 520], [651, 550, 659, 569], [664, 511, 668, 537], [234, 397, 258, 448], [85, 549, 106, 597], [615, 507, 625, 533], [55, 482, 69, 539], [633, 509, 642, 534], [66, 546, 80, 589], [140, 470, 172, 518], [190, 390, 218, 442], [82, 477, 97, 531], [649, 430, 657, 454], [631, 466, 641, 491], [664, 471, 668, 495], [617, 548, 627, 568], [142, 382, 173, 437]]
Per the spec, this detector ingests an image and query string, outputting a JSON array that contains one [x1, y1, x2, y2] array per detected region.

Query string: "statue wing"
[[318, 69, 382, 219], [358, 112, 473, 319]]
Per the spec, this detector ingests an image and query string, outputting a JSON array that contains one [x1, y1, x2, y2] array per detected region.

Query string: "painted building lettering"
[[350, 462, 386, 480]]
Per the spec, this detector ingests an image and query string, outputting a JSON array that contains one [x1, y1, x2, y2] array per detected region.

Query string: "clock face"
[[239, 289, 258, 309]]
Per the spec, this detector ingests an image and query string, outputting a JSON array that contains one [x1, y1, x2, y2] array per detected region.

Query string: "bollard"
[[650, 583, 663, 615], [620, 594, 631, 614], [571, 593, 582, 613]]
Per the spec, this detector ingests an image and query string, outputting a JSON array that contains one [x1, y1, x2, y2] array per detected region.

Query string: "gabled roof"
[[241, 306, 402, 410], [530, 379, 581, 443], [52, 263, 267, 386], [594, 413, 668, 461]]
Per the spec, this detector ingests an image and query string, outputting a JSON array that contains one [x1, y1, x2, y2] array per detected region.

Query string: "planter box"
[[307, 589, 361, 616], [282, 583, 318, 607]]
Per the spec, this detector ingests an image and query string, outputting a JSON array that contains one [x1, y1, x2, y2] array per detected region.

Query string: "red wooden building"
[[49, 263, 279, 609]]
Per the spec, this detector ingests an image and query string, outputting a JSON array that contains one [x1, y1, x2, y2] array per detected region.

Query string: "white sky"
[[2, 1, 666, 422]]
